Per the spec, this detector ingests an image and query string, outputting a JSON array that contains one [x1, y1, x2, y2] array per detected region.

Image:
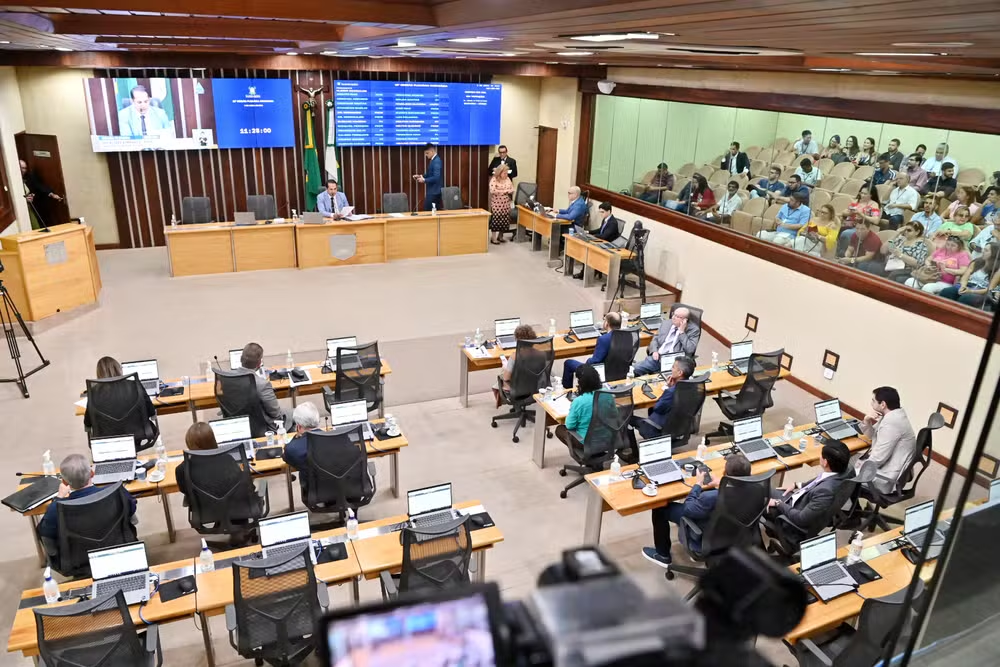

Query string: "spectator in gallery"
[[938, 243, 1000, 308], [903, 153, 929, 194], [637, 163, 676, 204], [836, 186, 881, 257], [700, 180, 743, 225], [819, 135, 843, 161], [858, 220, 929, 279], [885, 138, 905, 170], [882, 173, 920, 230], [774, 174, 810, 205], [795, 158, 822, 188], [942, 186, 981, 221], [839, 220, 882, 268], [922, 142, 959, 177], [931, 206, 975, 244], [855, 137, 878, 166], [843, 135, 861, 163], [793, 130, 819, 156], [665, 174, 715, 215], [756, 193, 810, 247], [720, 142, 751, 175], [914, 143, 928, 160], [793, 204, 839, 257], [912, 195, 944, 240], [905, 235, 971, 294], [870, 154, 897, 188], [922, 162, 958, 200], [748, 166, 785, 201]]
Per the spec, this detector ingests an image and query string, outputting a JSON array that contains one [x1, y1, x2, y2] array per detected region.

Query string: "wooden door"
[[15, 132, 70, 228], [0, 136, 15, 232], [536, 126, 558, 207]]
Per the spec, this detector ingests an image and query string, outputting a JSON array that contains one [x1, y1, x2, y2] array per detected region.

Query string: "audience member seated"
[[700, 180, 742, 225], [855, 137, 878, 166], [773, 174, 810, 205], [836, 186, 882, 257], [870, 154, 898, 189], [793, 204, 838, 257], [665, 174, 714, 215], [904, 153, 929, 193], [37, 454, 138, 553], [922, 162, 958, 199], [905, 235, 971, 294], [560, 312, 621, 389], [793, 129, 819, 156], [819, 134, 843, 161], [637, 163, 675, 204], [765, 440, 855, 539], [882, 173, 920, 229], [748, 166, 785, 201], [838, 220, 882, 268], [549, 186, 588, 230], [720, 142, 750, 176], [641, 453, 753, 567], [912, 195, 944, 239], [842, 135, 861, 163], [795, 158, 822, 188], [931, 206, 975, 244], [757, 193, 811, 247], [627, 356, 695, 442], [973, 190, 999, 226], [970, 212, 1000, 257], [915, 143, 928, 160], [555, 364, 608, 448], [176, 422, 218, 497], [494, 324, 538, 404], [942, 186, 981, 221], [233, 342, 283, 423], [938, 243, 1000, 308], [859, 220, 929, 279], [857, 387, 916, 494], [885, 138, 905, 171], [281, 402, 326, 473], [922, 142, 959, 177], [633, 307, 700, 375]]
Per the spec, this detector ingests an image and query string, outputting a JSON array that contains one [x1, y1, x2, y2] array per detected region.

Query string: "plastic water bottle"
[[548, 318, 556, 336], [847, 531, 864, 564], [783, 417, 794, 441], [474, 328, 484, 346], [697, 436, 708, 461], [42, 450, 55, 477], [291, 208, 299, 222], [43, 567, 60, 604], [286, 349, 294, 369], [155, 438, 167, 463], [170, 213, 178, 228], [198, 539, 215, 573], [276, 419, 287, 443], [346, 508, 359, 540], [609, 454, 622, 479], [431, 202, 437, 215], [711, 351, 719, 371], [205, 359, 214, 384], [626, 366, 635, 382]]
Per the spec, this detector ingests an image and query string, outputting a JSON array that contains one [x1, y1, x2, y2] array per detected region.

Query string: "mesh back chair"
[[180, 196, 212, 224], [246, 194, 277, 220], [440, 185, 463, 210], [765, 474, 859, 561], [226, 546, 328, 666], [604, 328, 641, 382], [508, 182, 538, 238], [213, 369, 274, 438], [667, 470, 774, 599], [300, 427, 375, 521], [558, 386, 634, 498], [50, 482, 137, 579], [635, 375, 710, 449], [380, 515, 472, 600], [34, 590, 161, 667], [382, 192, 410, 214], [492, 337, 554, 443], [84, 375, 159, 452], [184, 443, 268, 544], [330, 342, 383, 414], [710, 349, 784, 438]]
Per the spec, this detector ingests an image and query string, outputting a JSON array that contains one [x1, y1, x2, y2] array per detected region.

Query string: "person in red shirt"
[[840, 220, 882, 267]]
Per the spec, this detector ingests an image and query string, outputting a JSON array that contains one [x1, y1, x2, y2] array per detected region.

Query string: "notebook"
[[2, 477, 61, 513]]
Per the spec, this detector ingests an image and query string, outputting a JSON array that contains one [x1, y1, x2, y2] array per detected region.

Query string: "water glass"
[[181, 375, 190, 394], [266, 431, 275, 447], [464, 336, 473, 348], [155, 458, 167, 476]]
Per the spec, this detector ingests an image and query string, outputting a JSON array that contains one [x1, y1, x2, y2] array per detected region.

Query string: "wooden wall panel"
[[103, 68, 494, 248]]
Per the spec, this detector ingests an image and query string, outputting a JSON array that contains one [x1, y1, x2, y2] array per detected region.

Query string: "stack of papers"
[[548, 396, 572, 417], [466, 346, 491, 359]]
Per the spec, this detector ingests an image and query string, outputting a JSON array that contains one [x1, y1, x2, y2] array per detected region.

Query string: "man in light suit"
[[858, 386, 916, 494], [721, 141, 751, 176], [632, 306, 701, 375], [232, 342, 283, 423], [559, 312, 621, 389], [117, 85, 174, 138], [317, 179, 350, 217], [415, 142, 443, 211]]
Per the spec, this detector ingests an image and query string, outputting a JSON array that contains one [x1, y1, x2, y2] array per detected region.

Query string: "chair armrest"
[[317, 582, 330, 610], [256, 479, 270, 517], [679, 516, 703, 539], [225, 604, 237, 633], [719, 389, 737, 400], [379, 570, 398, 600], [799, 638, 834, 667], [144, 623, 159, 654], [776, 515, 808, 538]]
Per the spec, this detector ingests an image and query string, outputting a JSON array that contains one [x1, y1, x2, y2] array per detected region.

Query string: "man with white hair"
[[921, 143, 959, 177], [632, 306, 701, 375], [281, 402, 324, 472], [547, 185, 588, 230]]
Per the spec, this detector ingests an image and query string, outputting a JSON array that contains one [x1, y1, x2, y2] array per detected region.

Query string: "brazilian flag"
[[302, 103, 322, 212]]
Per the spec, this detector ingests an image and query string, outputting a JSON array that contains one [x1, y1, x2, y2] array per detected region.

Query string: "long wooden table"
[[165, 210, 490, 277], [581, 421, 869, 544], [562, 233, 633, 290], [515, 205, 572, 261], [457, 327, 653, 408], [531, 362, 791, 469]]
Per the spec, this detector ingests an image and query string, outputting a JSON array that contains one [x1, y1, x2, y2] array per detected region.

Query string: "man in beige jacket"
[[859, 386, 917, 494]]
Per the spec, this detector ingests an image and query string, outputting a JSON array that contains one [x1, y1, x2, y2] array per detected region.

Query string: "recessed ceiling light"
[[448, 37, 500, 44], [545, 61, 558, 64], [320, 51, 337, 56], [455, 56, 466, 59], [352, 46, 369, 51], [556, 51, 593, 56], [285, 52, 298, 56], [54, 47, 72, 52], [810, 68, 851, 72], [598, 62, 607, 65], [569, 32, 659, 42], [397, 39, 416, 47], [855, 52, 936, 57], [891, 42, 972, 48], [0, 41, 10, 45]]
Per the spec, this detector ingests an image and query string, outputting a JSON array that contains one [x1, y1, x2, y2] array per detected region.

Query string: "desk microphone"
[[213, 355, 222, 370], [15, 472, 46, 478]]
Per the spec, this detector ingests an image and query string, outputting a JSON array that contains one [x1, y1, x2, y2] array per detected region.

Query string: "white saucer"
[[642, 484, 658, 497], [386, 429, 401, 437], [147, 470, 165, 483]]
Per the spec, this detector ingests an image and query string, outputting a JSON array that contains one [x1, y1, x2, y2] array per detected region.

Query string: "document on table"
[[389, 213, 405, 218], [548, 396, 572, 417], [466, 346, 491, 359], [75, 398, 87, 409], [346, 214, 371, 221]]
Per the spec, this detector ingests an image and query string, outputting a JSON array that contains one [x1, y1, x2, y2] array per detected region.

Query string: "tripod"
[[611, 223, 650, 308], [0, 278, 50, 398]]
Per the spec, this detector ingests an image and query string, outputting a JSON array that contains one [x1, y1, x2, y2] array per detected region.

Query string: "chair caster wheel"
[[665, 570, 675, 581], [512, 435, 519, 443], [559, 469, 567, 477], [546, 429, 553, 439], [560, 490, 568, 499], [255, 659, 264, 666], [491, 421, 497, 428]]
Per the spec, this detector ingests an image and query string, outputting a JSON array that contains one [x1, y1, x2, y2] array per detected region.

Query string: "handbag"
[[884, 257, 906, 271], [911, 264, 941, 284]]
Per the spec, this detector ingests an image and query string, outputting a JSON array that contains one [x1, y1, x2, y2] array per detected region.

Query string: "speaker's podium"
[[0, 223, 101, 323]]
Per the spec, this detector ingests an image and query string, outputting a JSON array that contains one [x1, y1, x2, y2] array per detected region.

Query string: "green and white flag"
[[325, 99, 342, 187]]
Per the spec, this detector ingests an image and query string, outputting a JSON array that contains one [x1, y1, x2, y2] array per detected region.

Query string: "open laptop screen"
[[121, 359, 158, 380], [730, 341, 753, 361], [229, 349, 243, 370], [814, 399, 842, 424], [260, 512, 311, 548], [990, 478, 1000, 505], [733, 416, 763, 444], [494, 318, 519, 338], [638, 436, 673, 465], [330, 400, 368, 426], [210, 416, 251, 444], [326, 337, 358, 359], [659, 352, 682, 373], [408, 483, 452, 516], [905, 500, 935, 534], [89, 542, 148, 581], [590, 363, 606, 382], [569, 310, 594, 328], [800, 532, 837, 571], [640, 302, 661, 319], [91, 436, 137, 463]]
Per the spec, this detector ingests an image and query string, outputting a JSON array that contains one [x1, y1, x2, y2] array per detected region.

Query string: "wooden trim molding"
[[94, 243, 121, 250]]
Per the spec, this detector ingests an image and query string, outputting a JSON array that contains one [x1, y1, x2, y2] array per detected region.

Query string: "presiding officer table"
[[515, 205, 572, 261], [165, 209, 490, 277]]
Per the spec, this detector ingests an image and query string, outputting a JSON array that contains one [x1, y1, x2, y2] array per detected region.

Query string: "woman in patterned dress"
[[489, 163, 514, 245]]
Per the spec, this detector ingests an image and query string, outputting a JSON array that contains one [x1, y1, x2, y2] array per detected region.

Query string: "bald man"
[[632, 306, 701, 375], [547, 186, 589, 230]]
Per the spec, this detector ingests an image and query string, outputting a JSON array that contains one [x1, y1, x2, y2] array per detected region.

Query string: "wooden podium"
[[0, 224, 101, 322]]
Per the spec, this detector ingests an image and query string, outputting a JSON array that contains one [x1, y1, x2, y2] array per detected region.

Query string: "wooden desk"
[[515, 205, 571, 262], [457, 328, 652, 408], [580, 422, 870, 544], [562, 233, 633, 290], [232, 223, 297, 271], [530, 363, 791, 469]]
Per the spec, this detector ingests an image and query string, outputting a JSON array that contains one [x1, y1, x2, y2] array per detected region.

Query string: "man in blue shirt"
[[912, 195, 944, 240], [415, 143, 443, 210], [756, 193, 810, 247], [316, 179, 350, 217], [871, 154, 898, 188], [549, 186, 588, 230], [628, 356, 695, 442], [774, 174, 810, 205], [559, 312, 621, 389], [748, 166, 786, 202]]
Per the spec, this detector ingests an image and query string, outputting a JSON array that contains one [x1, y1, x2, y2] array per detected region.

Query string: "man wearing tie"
[[487, 145, 518, 180], [720, 142, 751, 176], [117, 85, 174, 138], [631, 307, 700, 375], [415, 142, 443, 211], [595, 202, 621, 242], [317, 179, 350, 217]]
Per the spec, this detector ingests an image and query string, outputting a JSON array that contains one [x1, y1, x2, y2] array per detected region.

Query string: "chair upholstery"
[[650, 375, 709, 448], [560, 387, 634, 498], [604, 328, 641, 382], [732, 197, 768, 235], [853, 165, 875, 182], [774, 152, 797, 167], [709, 170, 730, 186], [767, 475, 859, 559], [440, 185, 463, 210], [745, 146, 762, 159], [749, 159, 767, 176], [300, 427, 375, 519], [957, 167, 985, 187], [714, 349, 784, 422], [830, 162, 857, 179], [331, 341, 383, 414], [819, 174, 845, 193], [830, 194, 854, 215], [772, 138, 791, 151], [875, 183, 894, 204], [382, 516, 472, 599], [669, 302, 704, 339], [839, 178, 866, 196], [181, 196, 212, 224], [677, 163, 696, 177], [493, 337, 554, 443], [213, 369, 273, 438], [809, 189, 832, 211], [85, 375, 160, 452], [183, 443, 268, 539], [760, 203, 784, 231], [382, 192, 410, 214], [816, 158, 835, 173], [631, 170, 657, 197], [780, 165, 797, 181], [51, 483, 138, 579], [246, 194, 276, 221]]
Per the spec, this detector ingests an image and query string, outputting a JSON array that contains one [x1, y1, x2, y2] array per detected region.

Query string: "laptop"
[[988, 478, 1000, 506], [729, 341, 753, 374], [733, 415, 777, 462], [659, 352, 683, 374], [329, 398, 375, 441], [407, 483, 459, 530], [799, 533, 856, 602], [300, 212, 324, 224], [638, 436, 682, 485], [90, 435, 138, 485], [234, 211, 257, 225], [121, 359, 160, 397], [229, 348, 243, 371], [591, 363, 606, 383], [325, 336, 360, 371], [89, 542, 151, 605], [209, 415, 255, 456], [260, 511, 316, 562], [639, 302, 663, 330], [494, 317, 520, 349], [903, 500, 947, 550], [570, 309, 600, 340], [814, 399, 859, 441]]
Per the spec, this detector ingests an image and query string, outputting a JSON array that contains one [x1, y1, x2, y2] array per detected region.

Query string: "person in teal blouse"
[[558, 364, 609, 446]]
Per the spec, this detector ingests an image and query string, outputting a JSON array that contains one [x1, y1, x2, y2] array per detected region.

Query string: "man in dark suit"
[[415, 142, 443, 211], [632, 306, 701, 375], [628, 355, 694, 442], [559, 312, 621, 389], [487, 145, 517, 180], [595, 201, 620, 242], [720, 141, 751, 176]]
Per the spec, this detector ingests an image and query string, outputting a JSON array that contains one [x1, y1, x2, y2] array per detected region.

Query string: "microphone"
[[213, 355, 222, 370], [15, 472, 47, 478]]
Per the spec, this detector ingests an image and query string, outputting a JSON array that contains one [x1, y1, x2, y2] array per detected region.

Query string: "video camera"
[[317, 546, 808, 666]]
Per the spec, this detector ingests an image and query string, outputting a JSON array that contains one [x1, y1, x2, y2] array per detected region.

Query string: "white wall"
[[496, 75, 540, 185], [538, 77, 581, 208], [0, 66, 29, 235]]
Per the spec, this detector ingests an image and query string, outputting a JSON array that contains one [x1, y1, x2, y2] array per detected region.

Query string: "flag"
[[302, 103, 322, 212], [324, 99, 342, 187]]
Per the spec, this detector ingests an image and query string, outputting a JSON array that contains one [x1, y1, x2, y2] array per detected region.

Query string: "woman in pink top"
[[905, 235, 972, 294], [943, 186, 982, 221]]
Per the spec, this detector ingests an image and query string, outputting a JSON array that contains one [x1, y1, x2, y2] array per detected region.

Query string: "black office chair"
[[764, 475, 859, 561], [604, 328, 641, 382], [299, 427, 375, 523], [666, 470, 774, 599], [183, 443, 269, 546], [382, 192, 410, 214], [492, 336, 554, 443], [46, 482, 138, 579], [667, 302, 704, 355], [507, 182, 538, 239], [213, 369, 275, 438], [180, 196, 212, 224], [558, 386, 634, 498], [246, 194, 277, 220], [858, 413, 944, 532], [226, 546, 329, 667], [380, 515, 472, 600], [709, 349, 784, 437], [440, 185, 463, 210], [785, 581, 925, 667], [633, 375, 710, 451], [84, 375, 159, 452], [34, 590, 162, 667], [328, 341, 383, 414]]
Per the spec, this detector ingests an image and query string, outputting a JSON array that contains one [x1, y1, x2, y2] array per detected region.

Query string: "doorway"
[[536, 126, 558, 207], [15, 132, 69, 229]]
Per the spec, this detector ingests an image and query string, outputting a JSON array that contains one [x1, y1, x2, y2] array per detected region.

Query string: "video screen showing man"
[[117, 83, 176, 139]]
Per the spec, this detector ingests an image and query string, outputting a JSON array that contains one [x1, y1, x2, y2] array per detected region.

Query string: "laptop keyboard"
[[808, 562, 848, 586], [94, 573, 146, 599], [411, 511, 456, 529], [644, 460, 679, 477], [264, 541, 311, 560], [740, 440, 770, 453], [95, 460, 135, 475]]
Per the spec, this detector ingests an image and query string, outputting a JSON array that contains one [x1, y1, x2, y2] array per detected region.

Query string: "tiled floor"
[[0, 242, 968, 666]]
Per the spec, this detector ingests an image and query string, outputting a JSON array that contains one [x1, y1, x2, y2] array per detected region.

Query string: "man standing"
[[757, 193, 811, 247], [487, 145, 517, 180], [904, 153, 929, 194], [548, 186, 588, 230], [721, 142, 750, 176], [559, 312, 621, 389], [19, 159, 63, 230], [632, 306, 700, 375], [316, 179, 350, 217], [793, 130, 819, 156], [415, 142, 443, 211], [858, 387, 916, 494], [885, 138, 905, 171], [882, 173, 920, 229], [117, 85, 174, 137]]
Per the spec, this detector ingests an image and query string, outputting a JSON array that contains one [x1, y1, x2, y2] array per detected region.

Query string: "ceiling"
[[0, 0, 998, 78]]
